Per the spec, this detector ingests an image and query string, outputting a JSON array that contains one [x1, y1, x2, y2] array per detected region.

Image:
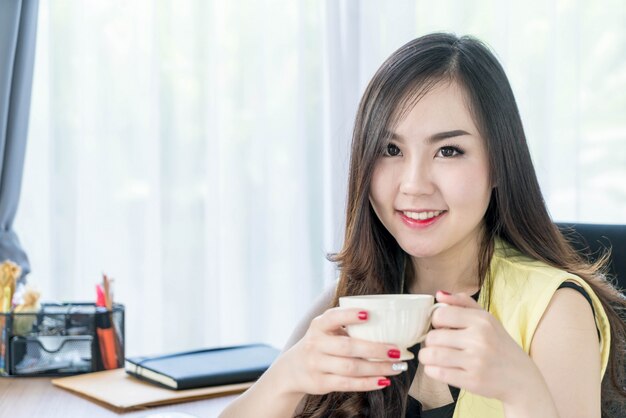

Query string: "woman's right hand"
[[274, 307, 408, 396]]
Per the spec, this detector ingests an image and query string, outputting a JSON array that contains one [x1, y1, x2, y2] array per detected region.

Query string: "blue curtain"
[[0, 0, 39, 279]]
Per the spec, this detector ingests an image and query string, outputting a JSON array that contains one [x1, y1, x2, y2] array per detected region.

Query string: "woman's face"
[[369, 81, 492, 260]]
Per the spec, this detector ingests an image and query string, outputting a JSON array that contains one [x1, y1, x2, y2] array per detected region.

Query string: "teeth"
[[402, 210, 443, 220]]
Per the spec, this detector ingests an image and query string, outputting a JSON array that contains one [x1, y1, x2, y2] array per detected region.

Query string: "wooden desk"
[[0, 376, 238, 417]]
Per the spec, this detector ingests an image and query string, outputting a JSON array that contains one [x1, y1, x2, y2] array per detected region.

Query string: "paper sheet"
[[52, 369, 252, 412]]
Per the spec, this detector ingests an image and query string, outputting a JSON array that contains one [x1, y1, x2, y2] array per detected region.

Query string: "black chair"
[[556, 223, 626, 292]]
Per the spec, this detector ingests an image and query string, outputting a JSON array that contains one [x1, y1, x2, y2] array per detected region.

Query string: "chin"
[[400, 241, 442, 258]]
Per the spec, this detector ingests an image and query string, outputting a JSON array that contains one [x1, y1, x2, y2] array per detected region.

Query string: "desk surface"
[[0, 376, 238, 418]]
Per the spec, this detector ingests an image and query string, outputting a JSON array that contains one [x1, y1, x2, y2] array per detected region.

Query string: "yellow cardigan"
[[453, 239, 611, 417]]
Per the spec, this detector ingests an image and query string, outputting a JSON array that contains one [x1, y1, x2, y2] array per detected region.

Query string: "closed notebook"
[[125, 343, 280, 390]]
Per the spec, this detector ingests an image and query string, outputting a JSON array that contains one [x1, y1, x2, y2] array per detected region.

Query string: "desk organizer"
[[0, 302, 124, 376]]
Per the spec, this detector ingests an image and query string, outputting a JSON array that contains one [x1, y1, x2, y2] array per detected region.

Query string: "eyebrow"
[[389, 129, 471, 143]]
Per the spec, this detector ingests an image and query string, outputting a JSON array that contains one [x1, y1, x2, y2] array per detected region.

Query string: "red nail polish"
[[378, 378, 391, 387], [388, 349, 400, 359], [358, 311, 368, 320], [438, 290, 451, 296]]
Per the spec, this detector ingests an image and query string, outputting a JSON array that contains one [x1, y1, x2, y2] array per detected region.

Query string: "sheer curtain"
[[15, 0, 626, 356], [18, 0, 330, 356]]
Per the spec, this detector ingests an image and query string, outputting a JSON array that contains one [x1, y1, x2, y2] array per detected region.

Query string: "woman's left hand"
[[418, 291, 542, 404]]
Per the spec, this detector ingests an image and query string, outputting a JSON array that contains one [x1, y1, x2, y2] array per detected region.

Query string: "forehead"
[[391, 80, 478, 137]]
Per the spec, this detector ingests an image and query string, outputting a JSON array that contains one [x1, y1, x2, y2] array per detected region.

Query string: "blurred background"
[[13, 0, 626, 356]]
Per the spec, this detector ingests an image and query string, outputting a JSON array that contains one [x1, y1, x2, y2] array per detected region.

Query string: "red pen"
[[96, 284, 118, 369], [102, 274, 123, 361]]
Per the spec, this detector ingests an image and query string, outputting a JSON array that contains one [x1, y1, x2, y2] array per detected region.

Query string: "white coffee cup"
[[339, 294, 446, 361]]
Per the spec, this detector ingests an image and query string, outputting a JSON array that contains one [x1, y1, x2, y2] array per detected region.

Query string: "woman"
[[220, 33, 626, 417]]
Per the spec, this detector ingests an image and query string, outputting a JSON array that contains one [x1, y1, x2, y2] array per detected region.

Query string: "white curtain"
[[15, 0, 626, 356]]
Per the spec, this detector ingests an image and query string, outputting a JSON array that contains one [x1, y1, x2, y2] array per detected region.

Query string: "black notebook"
[[124, 343, 280, 390]]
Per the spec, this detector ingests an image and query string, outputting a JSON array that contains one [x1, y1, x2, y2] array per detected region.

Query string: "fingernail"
[[438, 290, 451, 296], [387, 349, 401, 359], [378, 378, 391, 387], [391, 362, 408, 371], [358, 311, 368, 320]]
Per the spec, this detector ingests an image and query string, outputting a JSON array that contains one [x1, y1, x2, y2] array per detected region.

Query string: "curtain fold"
[[0, 0, 39, 278]]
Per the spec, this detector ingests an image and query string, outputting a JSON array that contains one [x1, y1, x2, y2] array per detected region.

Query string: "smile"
[[401, 210, 445, 220], [398, 210, 447, 229]]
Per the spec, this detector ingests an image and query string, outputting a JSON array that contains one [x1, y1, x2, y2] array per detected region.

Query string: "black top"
[[405, 282, 596, 417]]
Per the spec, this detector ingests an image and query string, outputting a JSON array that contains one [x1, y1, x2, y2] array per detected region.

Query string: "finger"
[[418, 346, 468, 369], [435, 290, 481, 309], [423, 328, 468, 350], [432, 306, 489, 329], [423, 365, 466, 388], [431, 305, 484, 329], [311, 307, 369, 334], [318, 354, 408, 377], [320, 335, 402, 361], [321, 374, 393, 393]]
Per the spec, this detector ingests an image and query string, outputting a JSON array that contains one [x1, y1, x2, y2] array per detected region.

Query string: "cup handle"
[[415, 303, 448, 343], [429, 302, 448, 316]]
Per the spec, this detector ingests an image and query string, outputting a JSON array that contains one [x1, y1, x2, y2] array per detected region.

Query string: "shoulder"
[[539, 288, 597, 328], [529, 286, 602, 416], [490, 239, 577, 286], [487, 238, 611, 376], [534, 285, 598, 341], [487, 239, 580, 319], [489, 239, 586, 302]]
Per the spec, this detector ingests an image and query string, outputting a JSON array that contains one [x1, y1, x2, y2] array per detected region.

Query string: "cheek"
[[440, 163, 491, 212], [369, 164, 395, 209], [369, 165, 403, 230]]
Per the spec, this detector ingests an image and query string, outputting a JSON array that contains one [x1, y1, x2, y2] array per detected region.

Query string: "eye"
[[437, 146, 464, 158], [383, 143, 402, 157]]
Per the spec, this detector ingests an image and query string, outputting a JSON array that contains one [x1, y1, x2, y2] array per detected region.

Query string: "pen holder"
[[0, 302, 125, 377]]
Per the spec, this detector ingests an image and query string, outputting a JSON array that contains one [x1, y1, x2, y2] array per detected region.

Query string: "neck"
[[408, 229, 486, 296]]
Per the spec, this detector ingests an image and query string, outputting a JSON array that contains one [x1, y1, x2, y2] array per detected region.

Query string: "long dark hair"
[[297, 33, 626, 417]]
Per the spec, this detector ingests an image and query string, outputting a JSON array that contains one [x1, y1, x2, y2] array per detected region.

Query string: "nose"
[[398, 157, 435, 196]]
